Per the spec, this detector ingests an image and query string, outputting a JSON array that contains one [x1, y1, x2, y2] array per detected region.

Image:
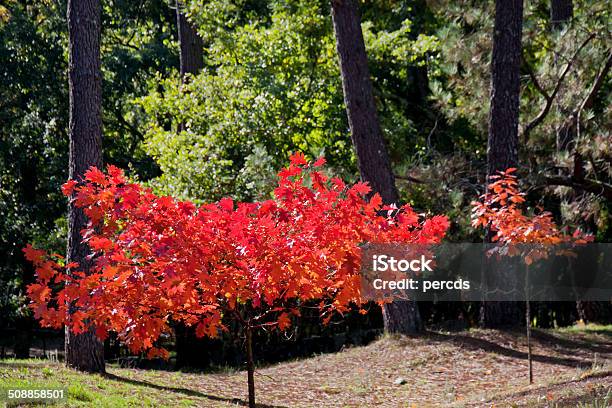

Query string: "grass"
[[0, 324, 610, 407]]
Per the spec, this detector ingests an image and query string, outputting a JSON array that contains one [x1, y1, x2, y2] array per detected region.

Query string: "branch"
[[394, 174, 425, 184], [544, 176, 612, 201], [557, 49, 612, 151], [523, 57, 550, 101], [579, 49, 612, 114], [522, 33, 596, 142]]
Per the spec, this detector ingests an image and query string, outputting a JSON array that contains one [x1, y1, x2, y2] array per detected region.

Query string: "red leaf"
[[369, 193, 382, 210], [61, 180, 79, 196], [23, 244, 46, 263], [89, 237, 114, 252], [84, 167, 107, 185], [106, 165, 125, 181], [277, 312, 292, 331], [313, 157, 326, 167], [219, 197, 234, 212], [352, 181, 371, 196], [289, 152, 307, 166]]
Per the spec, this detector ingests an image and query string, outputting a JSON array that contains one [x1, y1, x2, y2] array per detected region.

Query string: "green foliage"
[[0, 0, 68, 325], [0, 0, 175, 325], [139, 0, 442, 202], [101, 0, 177, 177], [139, 1, 348, 201]]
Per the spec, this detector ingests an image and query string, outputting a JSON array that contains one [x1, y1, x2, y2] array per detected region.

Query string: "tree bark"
[[481, 0, 524, 329], [176, 0, 203, 79], [487, 0, 523, 179], [551, 0, 573, 30], [331, 0, 422, 334], [174, 1, 205, 357], [330, 0, 399, 204], [525, 266, 533, 384], [246, 326, 255, 408], [65, 0, 105, 373]]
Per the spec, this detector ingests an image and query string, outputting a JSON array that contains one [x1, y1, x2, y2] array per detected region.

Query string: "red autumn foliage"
[[25, 154, 449, 358]]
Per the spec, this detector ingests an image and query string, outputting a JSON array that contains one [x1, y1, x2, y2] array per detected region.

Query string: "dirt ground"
[[1, 326, 610, 407]]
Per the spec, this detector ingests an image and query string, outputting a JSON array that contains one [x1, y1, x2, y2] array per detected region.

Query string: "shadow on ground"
[[104, 372, 289, 408], [425, 330, 608, 369]]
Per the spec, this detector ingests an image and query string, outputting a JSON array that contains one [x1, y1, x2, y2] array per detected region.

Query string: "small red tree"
[[472, 168, 592, 383], [25, 153, 448, 407]]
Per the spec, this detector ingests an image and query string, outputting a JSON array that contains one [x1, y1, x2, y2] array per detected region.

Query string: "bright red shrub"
[[25, 154, 449, 358]]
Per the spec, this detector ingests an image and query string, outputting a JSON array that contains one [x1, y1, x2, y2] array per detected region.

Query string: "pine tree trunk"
[[481, 0, 524, 329], [551, 0, 573, 30], [549, 0, 586, 326], [65, 0, 105, 373], [176, 0, 203, 79], [330, 0, 422, 334], [487, 0, 522, 178], [174, 2, 204, 358]]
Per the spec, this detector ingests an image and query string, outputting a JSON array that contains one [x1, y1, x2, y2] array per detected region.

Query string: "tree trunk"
[[245, 326, 256, 408], [526, 298, 533, 383], [487, 0, 522, 178], [174, 1, 204, 357], [330, 0, 399, 204], [525, 266, 533, 384], [330, 0, 422, 334], [13, 317, 32, 359], [549, 0, 585, 324], [382, 301, 423, 334], [176, 0, 203, 79], [551, 0, 573, 30], [481, 0, 524, 329], [65, 0, 105, 373]]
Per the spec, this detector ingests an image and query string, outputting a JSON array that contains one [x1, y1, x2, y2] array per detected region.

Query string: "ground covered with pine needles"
[[1, 325, 610, 407]]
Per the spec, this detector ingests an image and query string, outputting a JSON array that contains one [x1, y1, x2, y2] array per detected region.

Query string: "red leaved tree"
[[472, 168, 592, 383], [25, 153, 448, 407]]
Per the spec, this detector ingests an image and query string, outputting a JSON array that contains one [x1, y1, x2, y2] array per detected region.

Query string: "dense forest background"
[[0, 0, 610, 365]]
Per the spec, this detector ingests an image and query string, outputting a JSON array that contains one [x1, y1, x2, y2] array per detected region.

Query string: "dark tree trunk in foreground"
[[174, 1, 205, 363], [331, 0, 422, 334], [176, 0, 203, 79], [65, 0, 105, 373], [481, 0, 524, 329], [551, 0, 573, 30]]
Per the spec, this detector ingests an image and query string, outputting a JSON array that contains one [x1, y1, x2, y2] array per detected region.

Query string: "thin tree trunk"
[[526, 299, 533, 383], [481, 0, 524, 329], [330, 0, 422, 334], [65, 0, 105, 373], [246, 326, 255, 408], [525, 266, 533, 384]]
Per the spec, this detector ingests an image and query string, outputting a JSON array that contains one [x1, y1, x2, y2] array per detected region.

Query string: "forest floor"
[[0, 324, 610, 407]]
